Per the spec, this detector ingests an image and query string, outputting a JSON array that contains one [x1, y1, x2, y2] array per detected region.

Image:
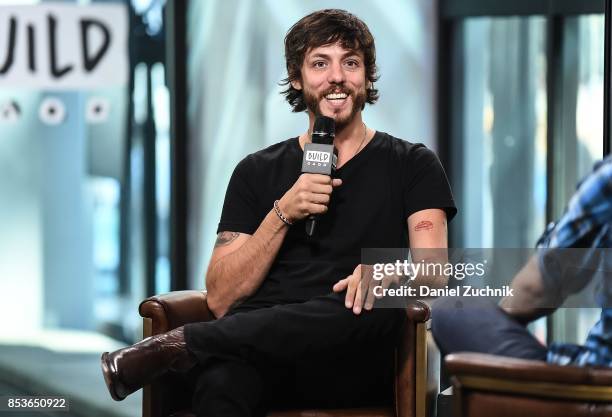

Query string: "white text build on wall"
[[0, 4, 128, 90]]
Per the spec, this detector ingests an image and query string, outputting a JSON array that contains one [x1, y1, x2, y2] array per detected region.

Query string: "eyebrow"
[[308, 51, 362, 60]]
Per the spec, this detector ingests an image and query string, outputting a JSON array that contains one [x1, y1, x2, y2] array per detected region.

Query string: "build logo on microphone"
[[302, 143, 336, 174], [305, 150, 331, 166]]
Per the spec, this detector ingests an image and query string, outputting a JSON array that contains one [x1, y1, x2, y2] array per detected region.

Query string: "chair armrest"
[[396, 300, 435, 417], [405, 300, 430, 323], [139, 290, 214, 335], [446, 354, 612, 416], [140, 291, 212, 417], [445, 352, 612, 386]]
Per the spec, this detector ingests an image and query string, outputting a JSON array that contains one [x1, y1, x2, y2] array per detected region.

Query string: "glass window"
[[451, 16, 548, 249], [0, 1, 168, 413], [448, 13, 605, 345]]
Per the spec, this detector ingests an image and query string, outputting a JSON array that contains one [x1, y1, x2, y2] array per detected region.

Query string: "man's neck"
[[299, 112, 372, 169], [300, 112, 365, 149]]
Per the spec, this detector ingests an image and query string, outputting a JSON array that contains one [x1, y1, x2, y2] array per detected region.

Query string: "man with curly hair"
[[102, 9, 456, 415]]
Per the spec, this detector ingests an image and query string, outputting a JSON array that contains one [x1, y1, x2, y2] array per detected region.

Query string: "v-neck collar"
[[293, 131, 380, 172]]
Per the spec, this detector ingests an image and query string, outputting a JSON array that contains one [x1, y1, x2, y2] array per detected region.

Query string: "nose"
[[327, 61, 345, 85]]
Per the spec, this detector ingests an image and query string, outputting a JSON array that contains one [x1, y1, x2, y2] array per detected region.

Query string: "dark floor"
[[0, 345, 140, 417]]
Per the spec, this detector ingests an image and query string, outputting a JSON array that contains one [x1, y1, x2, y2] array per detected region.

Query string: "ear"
[[291, 79, 302, 91]]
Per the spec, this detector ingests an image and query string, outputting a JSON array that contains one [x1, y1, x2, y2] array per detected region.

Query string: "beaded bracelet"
[[273, 200, 293, 226]]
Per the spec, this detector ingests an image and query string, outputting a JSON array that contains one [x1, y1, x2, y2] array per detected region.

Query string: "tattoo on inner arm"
[[414, 221, 434, 232], [215, 231, 240, 247]]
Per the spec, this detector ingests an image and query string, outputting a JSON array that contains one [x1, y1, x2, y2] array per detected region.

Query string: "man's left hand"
[[333, 264, 398, 315]]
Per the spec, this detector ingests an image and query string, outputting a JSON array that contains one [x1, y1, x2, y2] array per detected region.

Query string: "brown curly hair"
[[280, 9, 380, 113]]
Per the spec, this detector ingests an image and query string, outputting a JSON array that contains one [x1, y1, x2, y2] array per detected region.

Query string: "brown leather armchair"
[[445, 352, 612, 417], [138, 290, 440, 417]]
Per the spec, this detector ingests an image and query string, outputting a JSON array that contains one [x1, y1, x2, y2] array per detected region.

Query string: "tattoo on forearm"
[[414, 221, 434, 232], [215, 231, 240, 247]]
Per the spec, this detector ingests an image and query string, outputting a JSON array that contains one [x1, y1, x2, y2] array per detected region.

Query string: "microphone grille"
[[312, 116, 335, 144]]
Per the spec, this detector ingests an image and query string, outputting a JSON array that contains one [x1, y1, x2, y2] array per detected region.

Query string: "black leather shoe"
[[101, 326, 195, 401]]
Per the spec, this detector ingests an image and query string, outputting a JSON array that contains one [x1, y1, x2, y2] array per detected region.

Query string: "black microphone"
[[301, 116, 337, 236]]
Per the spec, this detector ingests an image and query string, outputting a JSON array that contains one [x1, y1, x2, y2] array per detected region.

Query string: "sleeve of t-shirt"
[[403, 145, 457, 222], [216, 155, 260, 235]]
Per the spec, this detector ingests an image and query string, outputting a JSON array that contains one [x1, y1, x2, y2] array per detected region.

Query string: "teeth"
[[325, 93, 348, 100]]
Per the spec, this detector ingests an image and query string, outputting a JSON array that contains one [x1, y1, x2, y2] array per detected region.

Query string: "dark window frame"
[[605, 0, 612, 156], [166, 0, 189, 292], [441, 0, 604, 19]]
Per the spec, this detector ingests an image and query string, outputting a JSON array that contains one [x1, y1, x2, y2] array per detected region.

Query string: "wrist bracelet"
[[273, 200, 293, 226]]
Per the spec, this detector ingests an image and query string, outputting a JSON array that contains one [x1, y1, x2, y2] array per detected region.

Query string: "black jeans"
[[431, 296, 548, 360], [184, 292, 405, 417]]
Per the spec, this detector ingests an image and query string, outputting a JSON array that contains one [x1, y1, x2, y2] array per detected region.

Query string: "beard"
[[303, 85, 367, 131]]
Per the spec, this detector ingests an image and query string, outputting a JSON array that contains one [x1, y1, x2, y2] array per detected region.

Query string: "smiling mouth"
[[323, 92, 350, 110], [324, 92, 348, 100]]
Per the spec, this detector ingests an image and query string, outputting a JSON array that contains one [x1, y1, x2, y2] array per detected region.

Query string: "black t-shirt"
[[217, 131, 456, 307]]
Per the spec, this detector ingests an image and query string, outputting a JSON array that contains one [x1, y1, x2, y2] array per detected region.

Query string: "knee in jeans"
[[431, 297, 465, 339]]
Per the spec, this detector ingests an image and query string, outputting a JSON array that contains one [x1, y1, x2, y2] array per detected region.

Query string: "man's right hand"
[[277, 174, 342, 223], [207, 175, 340, 317]]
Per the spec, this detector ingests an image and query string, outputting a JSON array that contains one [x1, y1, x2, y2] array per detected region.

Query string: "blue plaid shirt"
[[536, 155, 612, 367]]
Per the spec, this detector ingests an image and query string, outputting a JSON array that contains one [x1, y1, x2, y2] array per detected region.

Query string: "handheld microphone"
[[301, 116, 337, 236]]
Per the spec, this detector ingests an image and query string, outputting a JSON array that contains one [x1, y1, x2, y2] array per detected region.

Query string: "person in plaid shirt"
[[432, 155, 612, 367]]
